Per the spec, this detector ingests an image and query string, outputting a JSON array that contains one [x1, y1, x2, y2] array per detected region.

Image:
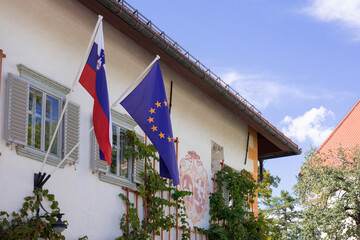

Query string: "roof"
[[317, 99, 360, 154], [77, 0, 302, 160]]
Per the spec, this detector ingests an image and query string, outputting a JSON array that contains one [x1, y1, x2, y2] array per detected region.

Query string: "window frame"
[[109, 124, 133, 181], [93, 110, 143, 190], [5, 64, 80, 166], [27, 85, 62, 157]]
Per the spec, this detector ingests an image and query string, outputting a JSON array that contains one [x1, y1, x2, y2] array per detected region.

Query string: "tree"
[[262, 190, 301, 239], [294, 147, 360, 239], [258, 169, 281, 206]]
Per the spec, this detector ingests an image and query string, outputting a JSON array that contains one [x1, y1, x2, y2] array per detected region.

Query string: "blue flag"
[[120, 62, 180, 186]]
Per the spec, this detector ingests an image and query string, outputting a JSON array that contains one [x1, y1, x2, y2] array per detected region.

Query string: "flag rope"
[[40, 15, 103, 173], [49, 55, 160, 176]]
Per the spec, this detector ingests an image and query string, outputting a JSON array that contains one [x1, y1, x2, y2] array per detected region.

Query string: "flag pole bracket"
[[34, 172, 51, 190]]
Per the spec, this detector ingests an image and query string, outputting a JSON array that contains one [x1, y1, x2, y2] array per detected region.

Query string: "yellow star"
[[163, 100, 168, 106], [147, 117, 154, 123], [167, 136, 172, 142], [158, 132, 165, 139], [151, 125, 158, 132], [149, 108, 156, 114], [155, 101, 162, 107]]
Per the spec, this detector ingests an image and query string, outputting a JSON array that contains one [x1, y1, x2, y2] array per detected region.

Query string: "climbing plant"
[[0, 188, 66, 240], [116, 131, 192, 240], [197, 165, 268, 240]]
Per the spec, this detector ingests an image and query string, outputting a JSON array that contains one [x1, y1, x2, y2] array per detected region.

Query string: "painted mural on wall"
[[179, 151, 210, 225]]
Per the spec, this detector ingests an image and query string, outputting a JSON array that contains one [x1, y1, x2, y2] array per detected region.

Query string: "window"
[[92, 111, 144, 189], [5, 65, 80, 165], [110, 125, 129, 178], [27, 87, 60, 155], [211, 141, 231, 205], [211, 141, 224, 173]]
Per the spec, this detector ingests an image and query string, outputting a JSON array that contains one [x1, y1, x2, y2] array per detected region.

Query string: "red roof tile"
[[317, 99, 360, 154]]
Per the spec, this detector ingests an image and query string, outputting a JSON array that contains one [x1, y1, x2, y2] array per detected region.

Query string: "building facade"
[[0, 0, 300, 239]]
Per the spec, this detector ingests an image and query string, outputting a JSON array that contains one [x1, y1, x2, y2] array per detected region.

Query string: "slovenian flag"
[[79, 22, 112, 165]]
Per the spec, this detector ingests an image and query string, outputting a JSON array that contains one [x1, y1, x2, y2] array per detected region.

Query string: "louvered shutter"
[[222, 181, 230, 207], [133, 134, 145, 184], [64, 102, 80, 163], [92, 132, 107, 172], [133, 157, 145, 184], [5, 75, 29, 145]]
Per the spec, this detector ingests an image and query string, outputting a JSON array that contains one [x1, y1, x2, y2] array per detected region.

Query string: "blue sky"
[[128, 0, 360, 196]]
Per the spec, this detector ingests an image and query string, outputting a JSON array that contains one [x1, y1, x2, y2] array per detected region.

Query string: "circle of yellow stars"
[[147, 100, 173, 143]]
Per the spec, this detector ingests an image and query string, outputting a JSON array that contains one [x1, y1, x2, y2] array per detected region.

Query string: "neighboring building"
[[317, 99, 360, 155], [313, 99, 360, 170], [302, 100, 360, 239], [0, 0, 301, 239]]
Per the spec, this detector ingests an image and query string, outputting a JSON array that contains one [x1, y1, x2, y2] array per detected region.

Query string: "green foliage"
[[199, 165, 268, 240], [261, 190, 301, 239], [0, 188, 66, 240], [294, 146, 360, 239], [116, 131, 192, 240], [258, 169, 280, 206]]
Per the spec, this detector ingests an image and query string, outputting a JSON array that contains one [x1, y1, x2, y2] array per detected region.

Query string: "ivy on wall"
[[197, 165, 268, 240], [0, 188, 66, 240], [116, 131, 192, 240]]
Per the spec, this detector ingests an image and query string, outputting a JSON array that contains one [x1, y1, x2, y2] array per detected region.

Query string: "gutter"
[[97, 0, 301, 156]]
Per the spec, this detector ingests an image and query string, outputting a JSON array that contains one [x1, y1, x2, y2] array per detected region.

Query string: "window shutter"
[[133, 134, 145, 184], [64, 102, 80, 163], [5, 75, 29, 145], [92, 132, 107, 172], [133, 157, 145, 184], [222, 181, 230, 207]]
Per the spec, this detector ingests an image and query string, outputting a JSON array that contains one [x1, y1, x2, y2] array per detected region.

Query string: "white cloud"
[[280, 106, 335, 146], [221, 70, 336, 111], [304, 0, 360, 39]]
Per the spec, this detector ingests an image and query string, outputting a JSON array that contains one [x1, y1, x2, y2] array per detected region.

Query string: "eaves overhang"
[[77, 0, 302, 159]]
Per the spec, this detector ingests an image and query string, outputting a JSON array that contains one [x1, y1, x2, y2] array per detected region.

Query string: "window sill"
[[16, 145, 67, 168], [99, 172, 137, 190]]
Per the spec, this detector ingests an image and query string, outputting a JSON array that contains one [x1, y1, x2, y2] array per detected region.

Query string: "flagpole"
[[40, 15, 103, 173], [111, 55, 160, 109], [50, 55, 161, 176]]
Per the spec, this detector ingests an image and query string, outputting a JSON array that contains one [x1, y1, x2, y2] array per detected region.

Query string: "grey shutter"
[[63, 102, 80, 163], [133, 157, 145, 184], [222, 181, 230, 207], [133, 134, 145, 184], [92, 132, 107, 172], [5, 75, 29, 145]]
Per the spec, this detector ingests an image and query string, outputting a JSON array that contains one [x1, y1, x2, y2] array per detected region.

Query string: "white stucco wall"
[[0, 0, 254, 239]]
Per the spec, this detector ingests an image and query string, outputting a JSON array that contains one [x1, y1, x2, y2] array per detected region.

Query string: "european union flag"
[[120, 61, 180, 186]]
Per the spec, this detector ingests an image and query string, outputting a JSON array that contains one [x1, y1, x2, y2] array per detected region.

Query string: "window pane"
[[27, 114, 32, 146], [112, 125, 117, 146], [110, 148, 117, 174], [28, 87, 42, 150], [35, 116, 42, 149], [119, 129, 128, 178], [110, 125, 118, 175], [45, 95, 59, 155]]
